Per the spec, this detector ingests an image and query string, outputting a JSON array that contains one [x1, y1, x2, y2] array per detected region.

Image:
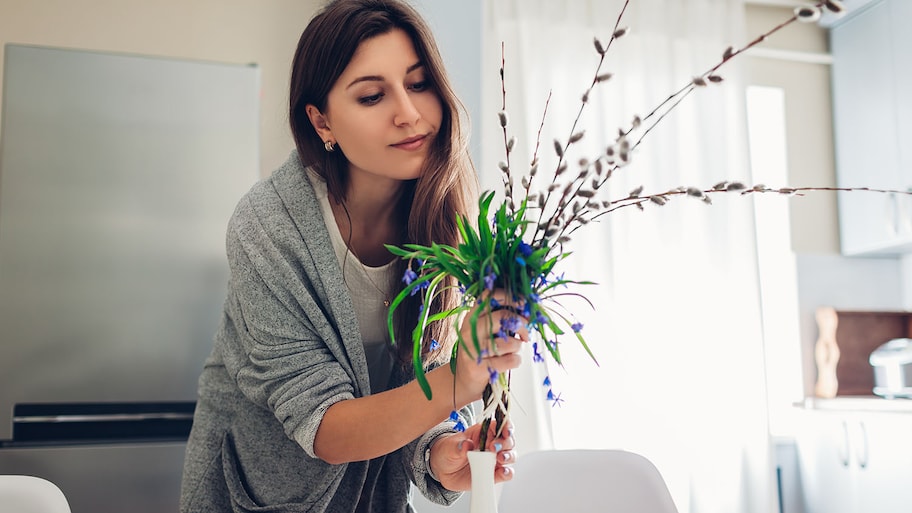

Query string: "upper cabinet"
[[830, 0, 912, 255]]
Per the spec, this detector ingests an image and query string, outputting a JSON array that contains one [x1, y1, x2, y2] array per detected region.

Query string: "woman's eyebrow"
[[345, 61, 424, 90]]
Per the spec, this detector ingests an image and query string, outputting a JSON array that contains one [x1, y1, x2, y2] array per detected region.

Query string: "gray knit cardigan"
[[180, 152, 467, 512]]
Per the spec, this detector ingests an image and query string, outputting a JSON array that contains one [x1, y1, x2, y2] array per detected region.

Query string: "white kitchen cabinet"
[[830, 0, 912, 255], [890, 0, 912, 186], [796, 407, 912, 513]]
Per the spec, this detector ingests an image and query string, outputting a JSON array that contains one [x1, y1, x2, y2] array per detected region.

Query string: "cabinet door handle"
[[855, 421, 869, 469], [839, 420, 851, 467]]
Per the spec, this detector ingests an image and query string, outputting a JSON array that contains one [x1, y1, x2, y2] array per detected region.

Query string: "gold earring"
[[324, 140, 335, 152]]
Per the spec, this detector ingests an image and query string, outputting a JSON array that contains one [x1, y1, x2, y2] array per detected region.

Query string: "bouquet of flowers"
[[387, 0, 872, 450]]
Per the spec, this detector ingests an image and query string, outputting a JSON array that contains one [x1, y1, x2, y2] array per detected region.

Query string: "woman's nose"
[[393, 92, 421, 127]]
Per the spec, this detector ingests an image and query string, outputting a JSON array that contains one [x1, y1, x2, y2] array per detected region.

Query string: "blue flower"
[[528, 293, 540, 304], [550, 392, 564, 408], [545, 388, 564, 407], [515, 256, 526, 267], [429, 339, 440, 351], [532, 342, 544, 363], [542, 376, 551, 387], [488, 367, 499, 383], [402, 269, 418, 286], [490, 297, 500, 309], [450, 410, 466, 432], [484, 269, 496, 291], [519, 241, 533, 257], [500, 316, 522, 335], [550, 272, 567, 287], [571, 322, 584, 333]]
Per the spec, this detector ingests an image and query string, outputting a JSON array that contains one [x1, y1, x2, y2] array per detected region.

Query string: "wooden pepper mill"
[[814, 306, 840, 398]]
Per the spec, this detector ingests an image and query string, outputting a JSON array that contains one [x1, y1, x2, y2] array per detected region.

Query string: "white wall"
[[745, 3, 838, 255], [412, 0, 483, 166]]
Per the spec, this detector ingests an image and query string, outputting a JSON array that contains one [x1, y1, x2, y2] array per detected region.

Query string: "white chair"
[[0, 475, 72, 513], [498, 449, 679, 513]]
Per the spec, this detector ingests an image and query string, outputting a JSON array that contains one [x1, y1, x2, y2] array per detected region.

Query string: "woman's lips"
[[391, 134, 429, 151]]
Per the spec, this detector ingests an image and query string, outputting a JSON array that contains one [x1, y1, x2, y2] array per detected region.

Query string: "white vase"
[[467, 450, 498, 513]]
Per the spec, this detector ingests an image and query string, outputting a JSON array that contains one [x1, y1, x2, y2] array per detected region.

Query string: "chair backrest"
[[0, 475, 72, 513], [498, 449, 679, 513]]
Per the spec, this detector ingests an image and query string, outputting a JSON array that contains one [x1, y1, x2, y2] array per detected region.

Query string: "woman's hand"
[[452, 290, 529, 406], [429, 420, 516, 491]]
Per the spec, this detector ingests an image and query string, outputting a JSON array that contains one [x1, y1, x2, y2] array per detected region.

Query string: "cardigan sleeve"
[[216, 186, 361, 459], [398, 403, 474, 505]]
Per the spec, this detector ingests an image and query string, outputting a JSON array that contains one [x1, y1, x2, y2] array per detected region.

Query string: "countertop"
[[799, 396, 912, 413]]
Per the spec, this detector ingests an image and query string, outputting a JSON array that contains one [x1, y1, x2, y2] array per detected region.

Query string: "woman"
[[180, 1, 526, 511]]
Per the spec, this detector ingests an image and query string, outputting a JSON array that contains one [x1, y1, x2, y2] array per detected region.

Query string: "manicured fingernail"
[[494, 442, 503, 452]]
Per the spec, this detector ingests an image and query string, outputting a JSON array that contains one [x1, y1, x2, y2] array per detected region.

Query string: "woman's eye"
[[358, 93, 383, 106], [409, 81, 430, 92]]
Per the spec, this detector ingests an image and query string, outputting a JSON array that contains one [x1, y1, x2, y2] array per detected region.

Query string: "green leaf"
[[429, 244, 472, 284], [413, 339, 431, 399], [383, 244, 417, 258], [574, 330, 599, 366], [386, 271, 441, 344], [409, 273, 452, 400]]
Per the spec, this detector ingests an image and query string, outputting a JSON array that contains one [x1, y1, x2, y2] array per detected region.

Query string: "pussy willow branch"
[[498, 42, 515, 215], [529, 0, 632, 244], [625, 1, 819, 155], [577, 185, 912, 233], [547, 0, 834, 245], [524, 90, 553, 203]]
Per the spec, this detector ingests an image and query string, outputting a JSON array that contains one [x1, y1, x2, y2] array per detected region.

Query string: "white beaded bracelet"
[[424, 433, 449, 482]]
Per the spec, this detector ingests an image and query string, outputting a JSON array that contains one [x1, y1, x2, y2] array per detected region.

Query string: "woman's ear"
[[305, 104, 333, 141]]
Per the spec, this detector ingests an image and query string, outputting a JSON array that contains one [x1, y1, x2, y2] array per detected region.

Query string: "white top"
[[306, 169, 396, 394]]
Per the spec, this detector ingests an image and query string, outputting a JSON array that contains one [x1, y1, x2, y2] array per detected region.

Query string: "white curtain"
[[480, 1, 776, 512]]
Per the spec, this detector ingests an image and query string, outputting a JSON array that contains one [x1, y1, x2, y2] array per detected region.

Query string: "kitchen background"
[[0, 1, 909, 513]]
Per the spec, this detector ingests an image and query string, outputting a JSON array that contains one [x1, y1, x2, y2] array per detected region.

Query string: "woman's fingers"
[[489, 422, 514, 451], [491, 424, 516, 483], [481, 352, 523, 374], [453, 289, 532, 400]]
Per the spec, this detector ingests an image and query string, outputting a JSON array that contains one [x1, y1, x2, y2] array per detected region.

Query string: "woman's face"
[[307, 28, 443, 184]]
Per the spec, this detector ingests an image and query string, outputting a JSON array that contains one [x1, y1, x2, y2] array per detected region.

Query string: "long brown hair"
[[289, 0, 477, 368]]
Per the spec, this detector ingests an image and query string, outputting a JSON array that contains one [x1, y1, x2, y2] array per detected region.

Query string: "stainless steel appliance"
[[0, 44, 260, 513], [870, 338, 912, 398]]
